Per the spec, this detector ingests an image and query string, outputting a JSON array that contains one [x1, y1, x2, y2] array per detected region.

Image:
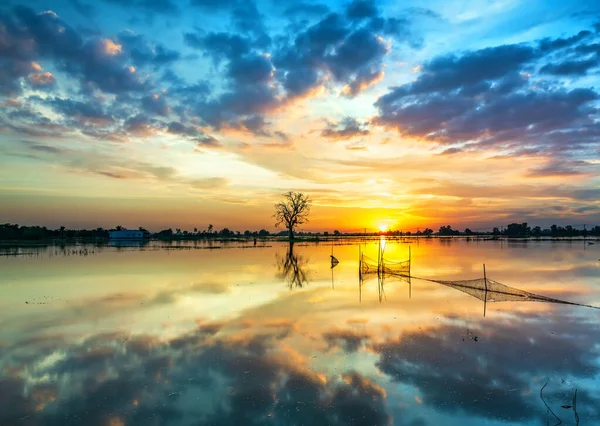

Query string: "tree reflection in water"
[[276, 242, 309, 289]]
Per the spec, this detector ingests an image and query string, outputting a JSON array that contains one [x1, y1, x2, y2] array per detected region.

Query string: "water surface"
[[1, 238, 599, 425]]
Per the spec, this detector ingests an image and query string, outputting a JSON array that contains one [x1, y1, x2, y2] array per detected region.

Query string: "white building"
[[109, 230, 144, 240]]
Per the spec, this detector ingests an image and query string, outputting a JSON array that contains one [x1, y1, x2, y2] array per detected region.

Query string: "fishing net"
[[358, 243, 599, 310], [359, 254, 381, 278], [359, 254, 410, 279], [424, 277, 600, 308]]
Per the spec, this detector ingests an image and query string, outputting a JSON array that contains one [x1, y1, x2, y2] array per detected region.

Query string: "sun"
[[378, 224, 389, 232]]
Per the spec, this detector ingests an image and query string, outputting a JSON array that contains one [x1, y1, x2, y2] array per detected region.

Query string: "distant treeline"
[[1, 222, 599, 241], [0, 223, 272, 241], [422, 223, 600, 238]]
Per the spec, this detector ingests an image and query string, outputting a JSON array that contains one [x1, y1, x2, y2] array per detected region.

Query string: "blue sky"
[[1, 0, 599, 231]]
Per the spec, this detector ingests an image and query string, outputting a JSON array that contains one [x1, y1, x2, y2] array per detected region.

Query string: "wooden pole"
[[331, 266, 334, 290], [358, 245, 362, 303], [483, 263, 487, 291], [409, 246, 412, 299], [483, 263, 488, 317], [408, 246, 411, 277]]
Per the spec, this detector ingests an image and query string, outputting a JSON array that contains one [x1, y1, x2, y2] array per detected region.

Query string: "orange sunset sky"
[[1, 0, 599, 232]]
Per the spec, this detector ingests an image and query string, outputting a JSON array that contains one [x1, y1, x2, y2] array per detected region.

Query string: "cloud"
[[231, 1, 270, 45], [540, 58, 599, 75], [141, 93, 171, 116], [525, 160, 594, 178], [323, 328, 370, 352], [346, 0, 378, 21], [22, 140, 66, 154], [189, 177, 230, 190], [27, 71, 56, 89], [373, 312, 600, 422], [179, 3, 412, 134], [117, 30, 181, 68], [274, 12, 393, 99], [321, 117, 370, 140], [0, 327, 392, 426], [377, 44, 536, 101], [373, 29, 600, 159], [123, 114, 160, 138], [45, 96, 114, 126], [1, 6, 153, 95], [538, 30, 593, 52], [102, 0, 179, 16]]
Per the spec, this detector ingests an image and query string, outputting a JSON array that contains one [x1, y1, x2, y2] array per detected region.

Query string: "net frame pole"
[[408, 246, 411, 277], [409, 246, 412, 299], [483, 263, 488, 317], [331, 264, 334, 290], [358, 244, 362, 303]]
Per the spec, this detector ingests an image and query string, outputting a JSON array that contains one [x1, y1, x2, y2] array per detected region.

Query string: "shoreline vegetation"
[[1, 222, 599, 245]]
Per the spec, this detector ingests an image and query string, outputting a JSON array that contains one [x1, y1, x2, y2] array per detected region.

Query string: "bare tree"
[[273, 191, 311, 240], [276, 244, 309, 289]]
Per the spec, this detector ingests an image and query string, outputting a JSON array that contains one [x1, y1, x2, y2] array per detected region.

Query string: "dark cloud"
[[378, 44, 536, 101], [346, 0, 378, 21], [274, 12, 392, 99], [540, 57, 599, 75], [140, 93, 170, 116], [0, 105, 70, 138], [273, 130, 289, 141], [575, 205, 600, 213], [0, 6, 152, 95], [368, 15, 412, 39], [184, 31, 252, 63], [0, 8, 50, 95], [123, 114, 160, 137], [373, 30, 600, 157], [102, 0, 179, 15], [184, 31, 280, 131], [228, 53, 273, 85], [118, 30, 181, 68], [166, 121, 221, 147], [525, 160, 593, 178], [404, 6, 442, 20], [231, 1, 270, 46], [538, 30, 593, 52], [24, 141, 66, 154], [321, 117, 370, 140], [46, 96, 114, 126], [166, 120, 200, 137], [323, 329, 370, 352]]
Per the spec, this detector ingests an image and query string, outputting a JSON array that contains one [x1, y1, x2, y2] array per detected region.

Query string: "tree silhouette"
[[276, 242, 309, 289], [273, 191, 311, 240]]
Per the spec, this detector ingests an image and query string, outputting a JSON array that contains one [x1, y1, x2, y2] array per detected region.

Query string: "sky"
[[0, 0, 599, 232]]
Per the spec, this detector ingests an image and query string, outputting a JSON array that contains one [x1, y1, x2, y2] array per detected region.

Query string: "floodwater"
[[1, 238, 599, 426]]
